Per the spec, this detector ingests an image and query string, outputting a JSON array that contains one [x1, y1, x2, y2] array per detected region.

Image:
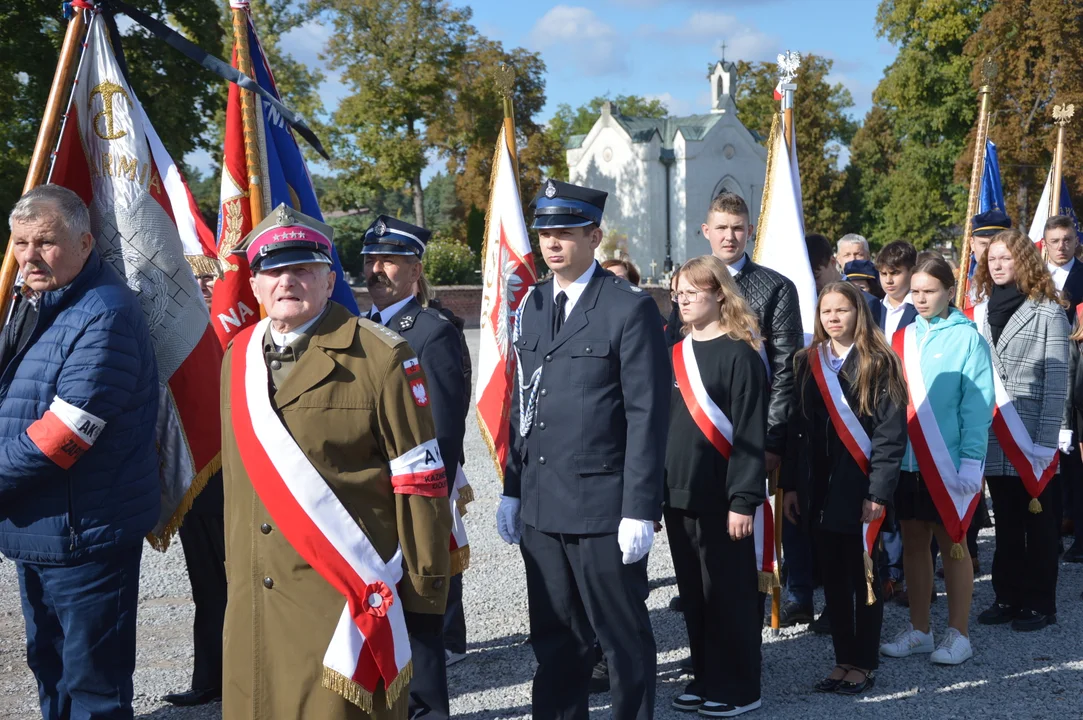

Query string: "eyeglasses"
[[671, 290, 708, 303]]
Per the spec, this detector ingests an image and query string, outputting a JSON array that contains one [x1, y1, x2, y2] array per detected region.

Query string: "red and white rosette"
[[673, 336, 777, 591]]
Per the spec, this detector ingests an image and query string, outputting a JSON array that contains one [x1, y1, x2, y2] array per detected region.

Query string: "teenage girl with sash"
[[786, 282, 907, 694], [879, 252, 994, 666], [970, 229, 1069, 631], [665, 255, 769, 718]]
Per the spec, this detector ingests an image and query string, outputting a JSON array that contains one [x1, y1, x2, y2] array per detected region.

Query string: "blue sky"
[[189, 0, 898, 178]]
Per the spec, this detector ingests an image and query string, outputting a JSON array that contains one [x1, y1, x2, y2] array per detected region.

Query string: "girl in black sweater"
[[785, 281, 907, 695], [665, 255, 769, 718]]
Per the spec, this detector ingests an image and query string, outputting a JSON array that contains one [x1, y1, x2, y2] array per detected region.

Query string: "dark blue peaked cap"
[[971, 208, 1012, 237], [532, 179, 607, 229], [362, 215, 431, 258]]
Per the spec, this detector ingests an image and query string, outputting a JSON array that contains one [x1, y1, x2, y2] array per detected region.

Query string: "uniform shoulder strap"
[[357, 316, 408, 349]]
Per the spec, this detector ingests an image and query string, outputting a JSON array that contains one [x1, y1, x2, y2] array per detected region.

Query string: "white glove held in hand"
[[956, 458, 984, 496], [617, 518, 654, 565], [1059, 429, 1074, 454], [496, 496, 521, 545]]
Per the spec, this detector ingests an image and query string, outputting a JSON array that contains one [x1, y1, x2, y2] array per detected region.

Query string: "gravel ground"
[[2, 329, 1082, 719]]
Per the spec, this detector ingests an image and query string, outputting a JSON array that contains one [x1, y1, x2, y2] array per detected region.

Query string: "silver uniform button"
[[270, 359, 282, 370]]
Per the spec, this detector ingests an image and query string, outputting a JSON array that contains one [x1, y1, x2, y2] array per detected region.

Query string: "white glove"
[[956, 458, 984, 496], [617, 518, 654, 565], [496, 496, 521, 545], [1059, 430, 1074, 454]]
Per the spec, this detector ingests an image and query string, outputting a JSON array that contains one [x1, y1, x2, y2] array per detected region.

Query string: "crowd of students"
[[651, 202, 1082, 712]]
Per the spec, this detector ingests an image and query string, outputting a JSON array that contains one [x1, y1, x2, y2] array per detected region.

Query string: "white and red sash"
[[231, 319, 412, 710], [808, 345, 884, 558], [673, 336, 777, 587], [965, 302, 1059, 501], [892, 325, 982, 543]]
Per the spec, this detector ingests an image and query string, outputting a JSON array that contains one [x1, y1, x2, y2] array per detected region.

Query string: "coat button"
[[545, 354, 552, 362], [263, 577, 274, 589], [538, 421, 546, 430], [269, 359, 282, 370], [260, 523, 272, 535], [433, 578, 444, 590], [539, 456, 546, 464], [540, 388, 548, 396], [585, 346, 592, 354]]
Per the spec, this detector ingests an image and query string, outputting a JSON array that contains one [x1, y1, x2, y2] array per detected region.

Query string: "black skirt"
[[894, 470, 991, 528]]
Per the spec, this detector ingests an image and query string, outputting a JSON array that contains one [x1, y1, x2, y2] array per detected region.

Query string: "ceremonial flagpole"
[[0, 6, 90, 322], [498, 64, 519, 187], [231, 4, 265, 228], [1050, 103, 1075, 217], [955, 60, 994, 308]]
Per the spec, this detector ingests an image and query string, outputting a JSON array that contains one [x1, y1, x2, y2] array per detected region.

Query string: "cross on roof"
[[719, 40, 727, 63]]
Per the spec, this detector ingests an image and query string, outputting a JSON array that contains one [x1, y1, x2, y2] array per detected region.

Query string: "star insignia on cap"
[[544, 181, 556, 199], [374, 220, 387, 237]]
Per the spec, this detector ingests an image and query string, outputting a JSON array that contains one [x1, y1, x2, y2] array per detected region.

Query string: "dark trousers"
[[16, 544, 142, 720], [815, 528, 882, 671], [177, 509, 226, 692], [782, 513, 815, 607], [1060, 448, 1083, 543], [407, 612, 449, 720], [987, 475, 1060, 615], [665, 508, 761, 707], [443, 573, 466, 655], [520, 524, 655, 720]]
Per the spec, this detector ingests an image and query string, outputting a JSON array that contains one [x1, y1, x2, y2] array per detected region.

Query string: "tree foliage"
[[961, 0, 1083, 229], [734, 55, 858, 240]]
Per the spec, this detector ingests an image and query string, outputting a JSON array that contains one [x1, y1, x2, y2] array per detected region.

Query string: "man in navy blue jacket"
[[0, 185, 159, 720]]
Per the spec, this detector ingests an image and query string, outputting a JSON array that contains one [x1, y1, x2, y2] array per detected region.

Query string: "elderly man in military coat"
[[220, 204, 452, 720]]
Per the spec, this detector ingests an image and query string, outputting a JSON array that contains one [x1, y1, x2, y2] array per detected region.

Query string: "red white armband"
[[26, 397, 106, 469], [390, 439, 448, 497]]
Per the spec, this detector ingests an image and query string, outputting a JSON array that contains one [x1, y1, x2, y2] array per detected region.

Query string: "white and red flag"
[[476, 127, 537, 480], [48, 11, 222, 549]]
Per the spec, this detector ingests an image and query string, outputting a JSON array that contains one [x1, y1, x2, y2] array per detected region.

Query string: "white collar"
[[269, 309, 326, 348], [825, 340, 853, 371], [884, 292, 913, 312], [369, 295, 414, 325], [726, 254, 749, 277], [553, 261, 597, 316]]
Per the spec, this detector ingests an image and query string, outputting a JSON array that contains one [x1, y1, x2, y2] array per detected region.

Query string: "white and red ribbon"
[[965, 302, 1059, 500], [673, 336, 776, 579], [892, 325, 982, 543], [231, 319, 411, 708]]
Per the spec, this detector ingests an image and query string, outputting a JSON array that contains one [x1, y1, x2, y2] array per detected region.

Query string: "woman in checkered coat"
[[971, 229, 1070, 633]]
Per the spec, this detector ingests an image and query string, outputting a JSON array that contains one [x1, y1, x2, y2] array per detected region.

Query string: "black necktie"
[[554, 291, 567, 336], [370, 310, 382, 325]]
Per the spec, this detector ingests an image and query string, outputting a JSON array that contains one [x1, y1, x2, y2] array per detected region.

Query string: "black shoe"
[[1063, 541, 1083, 564], [835, 671, 876, 696], [670, 596, 684, 612], [977, 602, 1021, 625], [813, 666, 847, 693], [1011, 609, 1056, 632], [678, 655, 693, 672], [588, 659, 610, 694], [162, 688, 221, 707], [778, 600, 814, 627], [808, 609, 831, 635]]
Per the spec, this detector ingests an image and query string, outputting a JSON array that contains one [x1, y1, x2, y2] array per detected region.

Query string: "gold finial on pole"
[[1050, 103, 1075, 217], [955, 59, 996, 308], [497, 63, 519, 184]]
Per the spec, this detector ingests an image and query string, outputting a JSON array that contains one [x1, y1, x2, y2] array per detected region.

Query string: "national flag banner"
[[212, 0, 357, 348], [752, 112, 817, 341], [1028, 167, 1080, 246], [476, 127, 536, 480], [979, 139, 1005, 214], [48, 11, 222, 549]]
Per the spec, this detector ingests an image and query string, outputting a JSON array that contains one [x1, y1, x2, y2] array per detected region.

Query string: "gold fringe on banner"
[[752, 113, 781, 265], [450, 545, 471, 576], [146, 451, 222, 552], [322, 659, 413, 712], [758, 571, 778, 594], [863, 552, 877, 606], [1029, 497, 1042, 514]]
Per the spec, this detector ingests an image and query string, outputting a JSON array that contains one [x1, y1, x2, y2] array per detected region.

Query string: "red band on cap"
[[246, 225, 332, 266]]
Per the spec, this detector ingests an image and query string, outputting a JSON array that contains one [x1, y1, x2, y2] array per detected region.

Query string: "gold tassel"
[[1029, 497, 1042, 514], [449, 545, 471, 575], [950, 542, 965, 561], [146, 451, 222, 552], [457, 483, 475, 506], [383, 660, 413, 708], [758, 571, 777, 594], [321, 660, 413, 711], [863, 551, 877, 606]]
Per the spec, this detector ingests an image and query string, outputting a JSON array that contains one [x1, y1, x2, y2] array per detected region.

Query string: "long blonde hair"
[[797, 281, 908, 417], [677, 255, 761, 350]]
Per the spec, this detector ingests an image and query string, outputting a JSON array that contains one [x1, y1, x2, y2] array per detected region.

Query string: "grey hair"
[[837, 233, 869, 254], [8, 184, 91, 242]]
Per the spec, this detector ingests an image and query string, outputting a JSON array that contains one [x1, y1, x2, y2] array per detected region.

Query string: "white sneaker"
[[445, 649, 467, 667], [930, 628, 973, 665], [879, 624, 935, 657]]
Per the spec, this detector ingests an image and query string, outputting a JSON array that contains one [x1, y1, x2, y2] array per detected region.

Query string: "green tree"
[[544, 94, 669, 180], [845, 105, 901, 246], [734, 54, 858, 240], [313, 0, 473, 227], [850, 0, 992, 249]]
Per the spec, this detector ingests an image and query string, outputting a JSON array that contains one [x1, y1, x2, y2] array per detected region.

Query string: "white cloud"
[[659, 12, 779, 62], [279, 20, 332, 70], [527, 6, 628, 77], [644, 92, 693, 117]]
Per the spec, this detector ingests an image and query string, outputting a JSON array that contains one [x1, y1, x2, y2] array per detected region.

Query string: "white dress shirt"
[[882, 293, 914, 339], [269, 309, 326, 349], [824, 340, 853, 372], [726, 254, 749, 277], [1049, 257, 1075, 293], [553, 261, 597, 320], [368, 295, 414, 326]]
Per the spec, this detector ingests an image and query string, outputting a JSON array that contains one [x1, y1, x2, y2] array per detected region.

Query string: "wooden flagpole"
[[231, 4, 265, 228], [1050, 103, 1075, 217], [0, 8, 91, 322], [497, 64, 519, 188], [955, 60, 994, 308]]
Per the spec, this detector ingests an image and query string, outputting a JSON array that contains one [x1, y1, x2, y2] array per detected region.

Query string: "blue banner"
[[979, 139, 1005, 214], [245, 21, 359, 313], [1055, 177, 1080, 233]]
